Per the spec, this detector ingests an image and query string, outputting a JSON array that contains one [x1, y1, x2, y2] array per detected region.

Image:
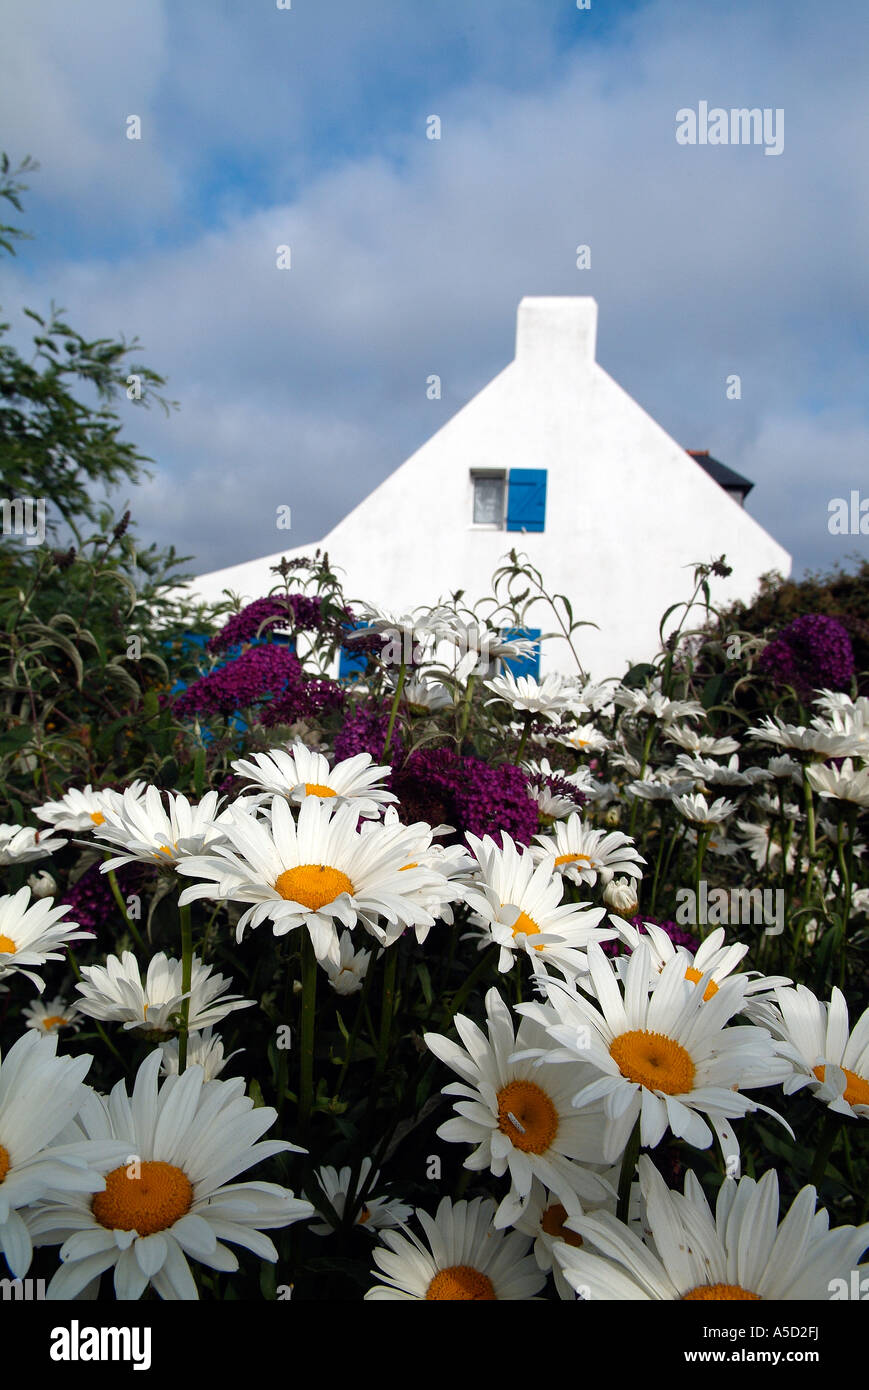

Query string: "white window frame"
[[470, 469, 506, 530]]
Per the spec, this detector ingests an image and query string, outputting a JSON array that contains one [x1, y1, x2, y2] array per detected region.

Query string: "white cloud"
[[1, 0, 866, 582]]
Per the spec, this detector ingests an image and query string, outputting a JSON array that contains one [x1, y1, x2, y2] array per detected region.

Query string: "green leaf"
[[416, 961, 434, 1007], [0, 726, 33, 755]]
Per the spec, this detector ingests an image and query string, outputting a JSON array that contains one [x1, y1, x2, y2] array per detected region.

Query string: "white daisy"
[[177, 796, 445, 966], [736, 818, 796, 872], [310, 1157, 412, 1235], [74, 950, 254, 1035], [683, 827, 741, 858], [0, 823, 66, 865], [766, 984, 869, 1118], [94, 787, 227, 870], [664, 727, 740, 756], [0, 887, 92, 993], [672, 792, 737, 826], [364, 1195, 546, 1300], [435, 619, 539, 682], [602, 877, 640, 917], [748, 716, 859, 759], [806, 759, 869, 807], [462, 833, 612, 977], [26, 870, 58, 899], [321, 929, 372, 995], [402, 674, 454, 715], [518, 942, 792, 1166], [425, 988, 612, 1228], [28, 1049, 314, 1300], [0, 1031, 127, 1278], [35, 783, 142, 834], [675, 753, 770, 789], [613, 689, 704, 724], [231, 743, 396, 819], [616, 922, 790, 1002], [22, 995, 82, 1035], [812, 695, 869, 756], [359, 807, 474, 944], [159, 1027, 239, 1081], [347, 604, 450, 667], [557, 724, 612, 755], [513, 1171, 633, 1300], [556, 1155, 869, 1301], [530, 812, 645, 888], [483, 671, 573, 717]]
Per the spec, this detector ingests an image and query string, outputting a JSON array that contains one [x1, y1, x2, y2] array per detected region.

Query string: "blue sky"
[[1, 0, 867, 587]]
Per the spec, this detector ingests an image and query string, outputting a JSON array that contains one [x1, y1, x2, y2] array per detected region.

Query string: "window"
[[506, 469, 547, 533], [338, 622, 369, 682], [500, 627, 541, 679], [472, 471, 506, 526]]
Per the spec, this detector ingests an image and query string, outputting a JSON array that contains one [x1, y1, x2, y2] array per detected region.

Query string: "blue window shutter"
[[501, 628, 541, 679], [506, 469, 547, 533], [338, 623, 369, 681]]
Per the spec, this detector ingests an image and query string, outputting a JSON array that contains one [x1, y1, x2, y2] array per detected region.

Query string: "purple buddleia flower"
[[390, 748, 538, 846], [758, 614, 855, 700], [174, 645, 304, 718], [208, 595, 324, 654]]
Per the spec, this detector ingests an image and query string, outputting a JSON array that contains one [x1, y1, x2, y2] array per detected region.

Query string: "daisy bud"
[[27, 869, 57, 899], [603, 876, 639, 918]]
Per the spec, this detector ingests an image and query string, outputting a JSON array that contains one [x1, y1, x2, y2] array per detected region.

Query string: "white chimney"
[[514, 297, 598, 376]]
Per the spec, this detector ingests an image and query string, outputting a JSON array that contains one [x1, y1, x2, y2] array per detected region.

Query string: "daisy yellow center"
[[555, 853, 592, 867], [682, 1283, 761, 1301], [92, 1161, 193, 1235], [507, 909, 545, 952], [400, 863, 418, 871], [0, 1145, 9, 1183], [41, 1015, 67, 1030], [496, 1079, 559, 1153], [274, 864, 354, 910], [610, 1030, 696, 1095], [304, 783, 336, 797], [426, 1266, 496, 1300], [357, 1204, 372, 1225], [89, 811, 106, 825], [541, 1202, 583, 1249], [156, 844, 175, 857], [684, 966, 719, 1001], [0, 934, 16, 955], [813, 1064, 869, 1108]]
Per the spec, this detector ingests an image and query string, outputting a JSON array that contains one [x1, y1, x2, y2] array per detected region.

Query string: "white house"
[[187, 298, 791, 678]]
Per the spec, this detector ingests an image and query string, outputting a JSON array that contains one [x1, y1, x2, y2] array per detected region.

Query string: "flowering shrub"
[[758, 613, 855, 699], [0, 550, 867, 1307]]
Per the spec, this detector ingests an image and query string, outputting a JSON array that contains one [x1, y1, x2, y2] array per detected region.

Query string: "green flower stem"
[[617, 1117, 642, 1224], [835, 805, 857, 988], [458, 673, 476, 745], [803, 766, 817, 858], [177, 903, 194, 1075], [647, 825, 668, 918], [334, 950, 379, 1098], [298, 930, 318, 1137], [515, 711, 533, 765], [809, 1108, 842, 1189], [374, 945, 399, 1084], [383, 658, 406, 759], [694, 827, 710, 940], [106, 865, 147, 954]]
